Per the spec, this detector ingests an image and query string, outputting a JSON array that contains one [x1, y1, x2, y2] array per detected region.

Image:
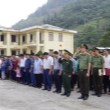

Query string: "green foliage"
[[12, 0, 110, 48], [99, 31, 110, 47], [12, 0, 74, 29], [37, 50, 43, 55]]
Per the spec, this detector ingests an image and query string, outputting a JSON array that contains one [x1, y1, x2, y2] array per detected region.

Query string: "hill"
[[12, 0, 110, 47], [12, 0, 74, 29], [44, 0, 110, 47]]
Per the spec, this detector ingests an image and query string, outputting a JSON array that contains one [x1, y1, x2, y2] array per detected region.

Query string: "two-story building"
[[0, 24, 77, 56]]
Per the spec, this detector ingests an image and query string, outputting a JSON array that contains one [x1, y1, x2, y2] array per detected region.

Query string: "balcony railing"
[[29, 41, 36, 44], [11, 42, 19, 45], [0, 41, 3, 45], [40, 40, 44, 44], [0, 41, 6, 45]]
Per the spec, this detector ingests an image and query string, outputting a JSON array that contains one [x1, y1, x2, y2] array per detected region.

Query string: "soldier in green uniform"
[[91, 48, 104, 97], [60, 50, 73, 97], [74, 44, 91, 100]]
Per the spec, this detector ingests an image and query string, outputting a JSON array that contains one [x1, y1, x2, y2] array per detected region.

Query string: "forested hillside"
[[12, 0, 74, 29], [44, 0, 110, 47], [13, 0, 110, 47]]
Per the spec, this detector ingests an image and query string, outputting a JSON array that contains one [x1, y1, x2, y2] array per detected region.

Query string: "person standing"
[[103, 49, 110, 94], [91, 48, 104, 97], [29, 53, 37, 87], [61, 50, 73, 97], [74, 44, 91, 100], [42, 52, 54, 91], [33, 54, 43, 88], [25, 54, 32, 85], [19, 54, 26, 84], [1, 58, 6, 80], [70, 56, 78, 91], [0, 57, 2, 79], [53, 51, 62, 93]]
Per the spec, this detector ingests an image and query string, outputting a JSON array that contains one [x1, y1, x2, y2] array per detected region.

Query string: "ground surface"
[[0, 80, 109, 110]]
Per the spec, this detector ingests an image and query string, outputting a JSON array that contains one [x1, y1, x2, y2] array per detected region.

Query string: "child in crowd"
[[15, 66, 21, 82]]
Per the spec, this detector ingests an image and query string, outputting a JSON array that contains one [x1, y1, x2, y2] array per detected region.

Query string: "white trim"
[[0, 24, 77, 34]]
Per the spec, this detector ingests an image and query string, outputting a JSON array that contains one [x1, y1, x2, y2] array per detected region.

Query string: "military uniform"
[[62, 59, 73, 96], [78, 53, 91, 98], [91, 55, 104, 96]]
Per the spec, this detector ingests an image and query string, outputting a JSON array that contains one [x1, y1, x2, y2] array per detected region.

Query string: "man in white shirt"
[[53, 51, 62, 93], [19, 54, 27, 84], [33, 54, 43, 88], [103, 49, 110, 94], [42, 52, 53, 91]]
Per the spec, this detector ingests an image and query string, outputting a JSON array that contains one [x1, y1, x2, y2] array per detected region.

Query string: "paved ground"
[[0, 80, 109, 110]]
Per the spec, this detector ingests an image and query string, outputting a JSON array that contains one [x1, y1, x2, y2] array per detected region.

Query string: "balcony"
[[27, 41, 37, 47], [40, 40, 44, 44], [0, 41, 4, 45], [11, 42, 18, 45], [30, 41, 36, 44]]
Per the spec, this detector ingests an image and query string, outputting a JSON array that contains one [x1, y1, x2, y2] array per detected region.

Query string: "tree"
[[99, 31, 110, 47], [37, 50, 43, 55]]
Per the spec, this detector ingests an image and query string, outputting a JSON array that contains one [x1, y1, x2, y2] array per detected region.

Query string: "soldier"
[[74, 44, 91, 100], [61, 50, 73, 97], [91, 48, 104, 97]]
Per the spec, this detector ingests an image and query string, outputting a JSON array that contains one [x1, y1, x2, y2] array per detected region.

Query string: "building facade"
[[0, 24, 77, 56]]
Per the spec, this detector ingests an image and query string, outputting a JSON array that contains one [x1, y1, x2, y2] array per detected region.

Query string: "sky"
[[0, 0, 47, 27]]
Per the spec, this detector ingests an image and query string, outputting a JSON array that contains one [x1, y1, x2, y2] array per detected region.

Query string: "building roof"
[[0, 26, 18, 32], [0, 24, 77, 34], [20, 24, 77, 34]]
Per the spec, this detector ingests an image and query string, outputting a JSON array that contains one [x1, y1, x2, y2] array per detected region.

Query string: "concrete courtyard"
[[0, 80, 109, 110]]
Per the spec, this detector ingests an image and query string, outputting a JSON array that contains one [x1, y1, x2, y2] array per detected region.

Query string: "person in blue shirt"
[[1, 58, 6, 80], [25, 54, 32, 85], [4, 57, 12, 79], [29, 53, 37, 87]]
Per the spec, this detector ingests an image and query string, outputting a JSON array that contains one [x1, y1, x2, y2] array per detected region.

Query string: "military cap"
[[92, 47, 99, 51], [63, 49, 72, 56], [80, 44, 88, 49]]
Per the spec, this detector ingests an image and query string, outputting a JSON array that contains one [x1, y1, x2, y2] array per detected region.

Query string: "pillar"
[[6, 32, 11, 56]]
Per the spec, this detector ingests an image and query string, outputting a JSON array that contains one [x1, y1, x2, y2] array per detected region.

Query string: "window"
[[30, 34, 33, 42], [23, 49, 26, 54], [40, 46, 44, 52], [49, 32, 54, 41], [40, 32, 44, 43], [11, 50, 16, 55], [31, 50, 34, 54], [22, 36, 26, 43], [1, 50, 4, 55], [11, 35, 16, 42], [59, 33, 63, 42], [1, 34, 4, 41]]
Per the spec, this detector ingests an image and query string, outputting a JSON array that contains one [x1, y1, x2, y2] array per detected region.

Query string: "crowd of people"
[[0, 44, 110, 100]]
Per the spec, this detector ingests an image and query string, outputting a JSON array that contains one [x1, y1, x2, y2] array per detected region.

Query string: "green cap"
[[63, 49, 72, 56]]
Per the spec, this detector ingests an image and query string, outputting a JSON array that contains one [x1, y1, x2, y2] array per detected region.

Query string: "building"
[[0, 24, 77, 56]]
